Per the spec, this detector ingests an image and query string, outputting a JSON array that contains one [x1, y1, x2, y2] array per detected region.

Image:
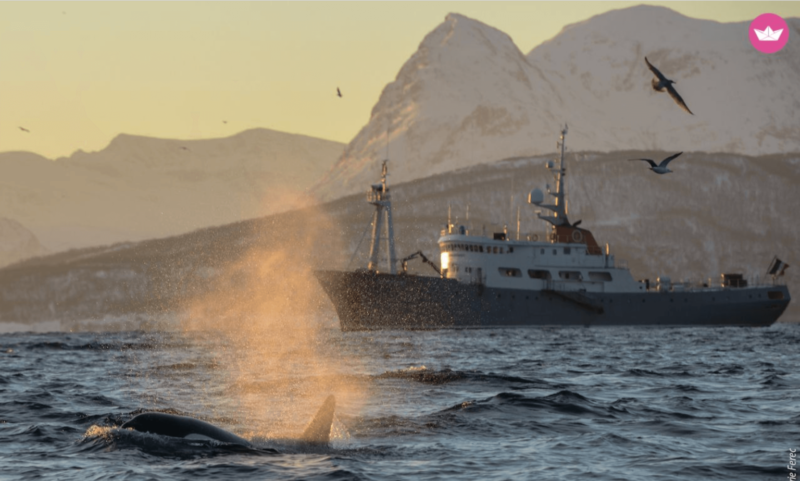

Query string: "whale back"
[[121, 412, 252, 447], [122, 395, 337, 448]]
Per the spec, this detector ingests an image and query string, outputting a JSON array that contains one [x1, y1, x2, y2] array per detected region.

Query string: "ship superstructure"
[[315, 127, 791, 330], [439, 126, 640, 296]]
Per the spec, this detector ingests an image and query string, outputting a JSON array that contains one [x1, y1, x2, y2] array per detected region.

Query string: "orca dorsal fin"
[[300, 395, 336, 444]]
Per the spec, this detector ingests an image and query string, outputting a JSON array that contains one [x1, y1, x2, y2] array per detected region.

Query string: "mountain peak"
[[419, 12, 520, 56], [315, 6, 800, 201]]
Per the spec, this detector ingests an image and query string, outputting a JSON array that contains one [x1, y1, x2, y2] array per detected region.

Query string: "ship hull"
[[314, 270, 791, 330]]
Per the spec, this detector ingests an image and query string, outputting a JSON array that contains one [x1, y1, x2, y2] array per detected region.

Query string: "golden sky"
[[2, 1, 798, 159]]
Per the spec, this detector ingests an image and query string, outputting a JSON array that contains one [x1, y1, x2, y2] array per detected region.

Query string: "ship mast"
[[536, 124, 571, 228], [366, 160, 397, 274]]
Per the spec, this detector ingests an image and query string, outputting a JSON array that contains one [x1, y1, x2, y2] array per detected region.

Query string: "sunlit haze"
[[2, 1, 798, 159]]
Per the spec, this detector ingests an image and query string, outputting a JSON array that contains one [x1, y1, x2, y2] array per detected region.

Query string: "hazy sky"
[[2, 1, 798, 159]]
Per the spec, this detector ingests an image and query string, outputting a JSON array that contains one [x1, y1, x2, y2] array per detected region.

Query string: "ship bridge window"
[[564, 247, 571, 255], [768, 291, 784, 300], [479, 246, 484, 253], [559, 271, 583, 281], [553, 249, 557, 255], [528, 269, 552, 280], [499, 268, 522, 278], [588, 272, 613, 282], [541, 249, 545, 255], [509, 247, 514, 253]]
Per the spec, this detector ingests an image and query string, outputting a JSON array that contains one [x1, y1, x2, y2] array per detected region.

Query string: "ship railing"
[[662, 275, 787, 292], [747, 274, 787, 287], [545, 279, 601, 292], [548, 233, 574, 244], [366, 190, 386, 203]]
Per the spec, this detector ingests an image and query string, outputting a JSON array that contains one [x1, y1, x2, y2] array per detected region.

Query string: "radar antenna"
[[535, 124, 571, 227]]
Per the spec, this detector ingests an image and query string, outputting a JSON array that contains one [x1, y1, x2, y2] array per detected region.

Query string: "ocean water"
[[1, 323, 798, 480]]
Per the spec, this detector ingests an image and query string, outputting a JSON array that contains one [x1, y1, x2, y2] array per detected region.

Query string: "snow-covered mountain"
[[527, 5, 800, 154], [0, 129, 343, 253], [314, 7, 800, 200]]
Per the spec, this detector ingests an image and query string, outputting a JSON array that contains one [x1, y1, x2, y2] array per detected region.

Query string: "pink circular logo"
[[749, 13, 789, 54]]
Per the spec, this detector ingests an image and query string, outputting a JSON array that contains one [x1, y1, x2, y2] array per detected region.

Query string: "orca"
[[121, 394, 336, 448]]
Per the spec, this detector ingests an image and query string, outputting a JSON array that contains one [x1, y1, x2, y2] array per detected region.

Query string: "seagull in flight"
[[645, 57, 693, 115], [336, 87, 342, 98], [18, 126, 30, 133], [629, 152, 683, 174]]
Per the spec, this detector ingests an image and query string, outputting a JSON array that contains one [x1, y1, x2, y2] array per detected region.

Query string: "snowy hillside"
[[0, 218, 48, 268], [0, 129, 343, 253], [527, 5, 800, 155], [314, 7, 800, 200]]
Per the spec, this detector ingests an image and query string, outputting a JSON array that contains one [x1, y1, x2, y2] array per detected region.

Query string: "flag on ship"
[[767, 257, 789, 277]]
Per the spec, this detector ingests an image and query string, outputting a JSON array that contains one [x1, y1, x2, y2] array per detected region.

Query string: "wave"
[[375, 367, 559, 389], [438, 390, 610, 418], [711, 365, 745, 375]]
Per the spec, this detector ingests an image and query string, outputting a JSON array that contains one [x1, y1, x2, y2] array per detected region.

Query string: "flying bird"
[[645, 57, 693, 115], [337, 87, 342, 98], [629, 152, 683, 174], [18, 126, 30, 133], [222, 120, 227, 124]]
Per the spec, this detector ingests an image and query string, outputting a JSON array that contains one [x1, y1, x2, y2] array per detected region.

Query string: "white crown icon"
[[754, 26, 783, 41]]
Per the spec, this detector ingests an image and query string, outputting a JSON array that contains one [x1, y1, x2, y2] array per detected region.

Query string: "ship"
[[315, 126, 791, 330]]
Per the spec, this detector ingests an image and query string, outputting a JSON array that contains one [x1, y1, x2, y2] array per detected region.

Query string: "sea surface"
[[1, 322, 798, 480]]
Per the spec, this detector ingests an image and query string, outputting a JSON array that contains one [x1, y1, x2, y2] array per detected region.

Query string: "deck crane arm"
[[400, 250, 441, 276]]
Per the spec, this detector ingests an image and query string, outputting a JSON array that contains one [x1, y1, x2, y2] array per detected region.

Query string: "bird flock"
[[14, 56, 692, 168], [628, 57, 693, 175]]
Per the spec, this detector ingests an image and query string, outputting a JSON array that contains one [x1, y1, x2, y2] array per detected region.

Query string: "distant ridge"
[[1, 150, 797, 327], [0, 128, 344, 254]]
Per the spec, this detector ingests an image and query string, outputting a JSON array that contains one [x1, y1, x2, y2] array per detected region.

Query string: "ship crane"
[[400, 250, 441, 275]]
